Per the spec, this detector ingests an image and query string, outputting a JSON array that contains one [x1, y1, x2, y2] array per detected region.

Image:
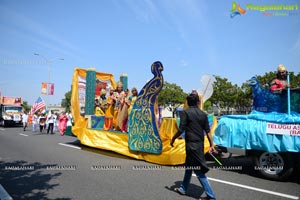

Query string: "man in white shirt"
[[32, 113, 38, 132], [22, 111, 28, 131], [47, 111, 55, 134]]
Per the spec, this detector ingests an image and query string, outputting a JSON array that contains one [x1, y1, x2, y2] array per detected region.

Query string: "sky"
[[0, 0, 299, 106]]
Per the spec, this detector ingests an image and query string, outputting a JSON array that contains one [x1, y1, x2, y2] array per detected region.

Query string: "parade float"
[[214, 75, 300, 180], [70, 61, 217, 165]]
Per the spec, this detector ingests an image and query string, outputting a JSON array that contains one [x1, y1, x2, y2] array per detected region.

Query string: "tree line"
[[59, 71, 300, 115]]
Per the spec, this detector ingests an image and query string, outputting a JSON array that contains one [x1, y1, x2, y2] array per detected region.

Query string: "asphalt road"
[[0, 127, 299, 200]]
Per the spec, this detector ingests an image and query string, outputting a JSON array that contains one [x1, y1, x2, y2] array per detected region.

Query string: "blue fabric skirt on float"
[[214, 111, 300, 153]]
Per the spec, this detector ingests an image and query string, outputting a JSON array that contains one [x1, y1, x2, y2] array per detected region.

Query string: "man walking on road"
[[47, 111, 55, 134], [170, 94, 216, 200], [22, 111, 28, 131]]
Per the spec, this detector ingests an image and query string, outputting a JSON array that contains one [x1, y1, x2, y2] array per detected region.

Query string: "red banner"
[[48, 83, 54, 95]]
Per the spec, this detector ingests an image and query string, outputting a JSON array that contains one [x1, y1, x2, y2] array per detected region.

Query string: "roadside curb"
[[0, 184, 13, 200]]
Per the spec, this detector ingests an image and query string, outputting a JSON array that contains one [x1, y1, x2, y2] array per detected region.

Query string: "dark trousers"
[[40, 124, 44, 132], [47, 123, 54, 134]]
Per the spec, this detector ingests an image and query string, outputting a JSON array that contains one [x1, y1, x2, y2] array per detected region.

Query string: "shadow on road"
[[206, 154, 300, 184], [0, 160, 71, 200], [165, 181, 205, 199]]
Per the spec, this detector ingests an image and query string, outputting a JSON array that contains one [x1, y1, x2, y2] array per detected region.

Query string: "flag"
[[41, 82, 47, 94], [41, 82, 54, 95], [48, 83, 54, 95], [29, 97, 46, 115]]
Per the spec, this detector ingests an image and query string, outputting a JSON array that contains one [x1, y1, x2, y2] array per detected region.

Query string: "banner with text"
[[266, 122, 300, 136]]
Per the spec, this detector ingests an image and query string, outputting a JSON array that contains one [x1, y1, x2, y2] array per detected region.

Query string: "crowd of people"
[[94, 81, 138, 133], [22, 110, 73, 135]]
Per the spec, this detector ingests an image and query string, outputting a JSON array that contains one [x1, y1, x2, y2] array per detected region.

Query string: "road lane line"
[[58, 143, 82, 150], [0, 184, 13, 200], [19, 133, 29, 137], [192, 174, 299, 199]]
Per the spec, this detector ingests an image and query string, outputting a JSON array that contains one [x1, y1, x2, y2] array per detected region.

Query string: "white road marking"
[[58, 143, 82, 150], [192, 174, 299, 199], [0, 128, 5, 131], [19, 133, 29, 137]]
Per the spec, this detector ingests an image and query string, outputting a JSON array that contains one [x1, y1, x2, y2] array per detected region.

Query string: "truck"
[[214, 76, 300, 181], [0, 96, 24, 127]]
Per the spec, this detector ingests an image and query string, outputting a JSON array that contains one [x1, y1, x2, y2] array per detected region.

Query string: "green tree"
[[210, 71, 300, 116], [256, 71, 277, 89], [237, 82, 253, 113], [157, 82, 187, 106], [256, 71, 300, 89], [22, 101, 31, 112], [157, 82, 187, 117], [210, 76, 239, 115], [61, 86, 72, 112], [203, 100, 212, 111]]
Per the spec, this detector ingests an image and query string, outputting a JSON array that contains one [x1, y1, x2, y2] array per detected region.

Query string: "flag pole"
[[209, 152, 223, 166]]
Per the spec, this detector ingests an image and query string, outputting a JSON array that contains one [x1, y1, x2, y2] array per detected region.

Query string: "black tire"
[[3, 120, 8, 127], [253, 151, 294, 181], [0, 119, 5, 127]]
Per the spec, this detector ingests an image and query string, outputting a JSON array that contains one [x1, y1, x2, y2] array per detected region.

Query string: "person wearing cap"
[[270, 64, 290, 93], [99, 89, 108, 113], [95, 98, 104, 116]]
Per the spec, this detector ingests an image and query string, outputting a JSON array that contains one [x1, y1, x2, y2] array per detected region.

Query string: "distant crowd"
[[21, 111, 73, 135]]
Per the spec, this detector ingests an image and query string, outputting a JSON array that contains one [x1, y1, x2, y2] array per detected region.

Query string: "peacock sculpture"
[[128, 61, 164, 154], [248, 76, 300, 113]]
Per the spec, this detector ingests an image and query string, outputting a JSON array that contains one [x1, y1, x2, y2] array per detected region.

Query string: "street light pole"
[[34, 53, 64, 108]]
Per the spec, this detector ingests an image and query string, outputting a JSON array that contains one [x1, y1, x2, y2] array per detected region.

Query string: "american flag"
[[29, 97, 46, 115]]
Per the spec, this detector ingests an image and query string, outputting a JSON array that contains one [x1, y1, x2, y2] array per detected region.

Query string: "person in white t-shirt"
[[53, 113, 58, 132], [47, 111, 55, 134], [32, 113, 38, 132], [22, 111, 28, 131]]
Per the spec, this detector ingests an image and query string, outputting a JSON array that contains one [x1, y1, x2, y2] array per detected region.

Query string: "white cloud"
[[0, 25, 77, 59], [0, 5, 80, 59]]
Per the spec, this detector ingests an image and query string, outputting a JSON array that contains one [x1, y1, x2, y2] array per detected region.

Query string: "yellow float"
[[71, 61, 217, 165]]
